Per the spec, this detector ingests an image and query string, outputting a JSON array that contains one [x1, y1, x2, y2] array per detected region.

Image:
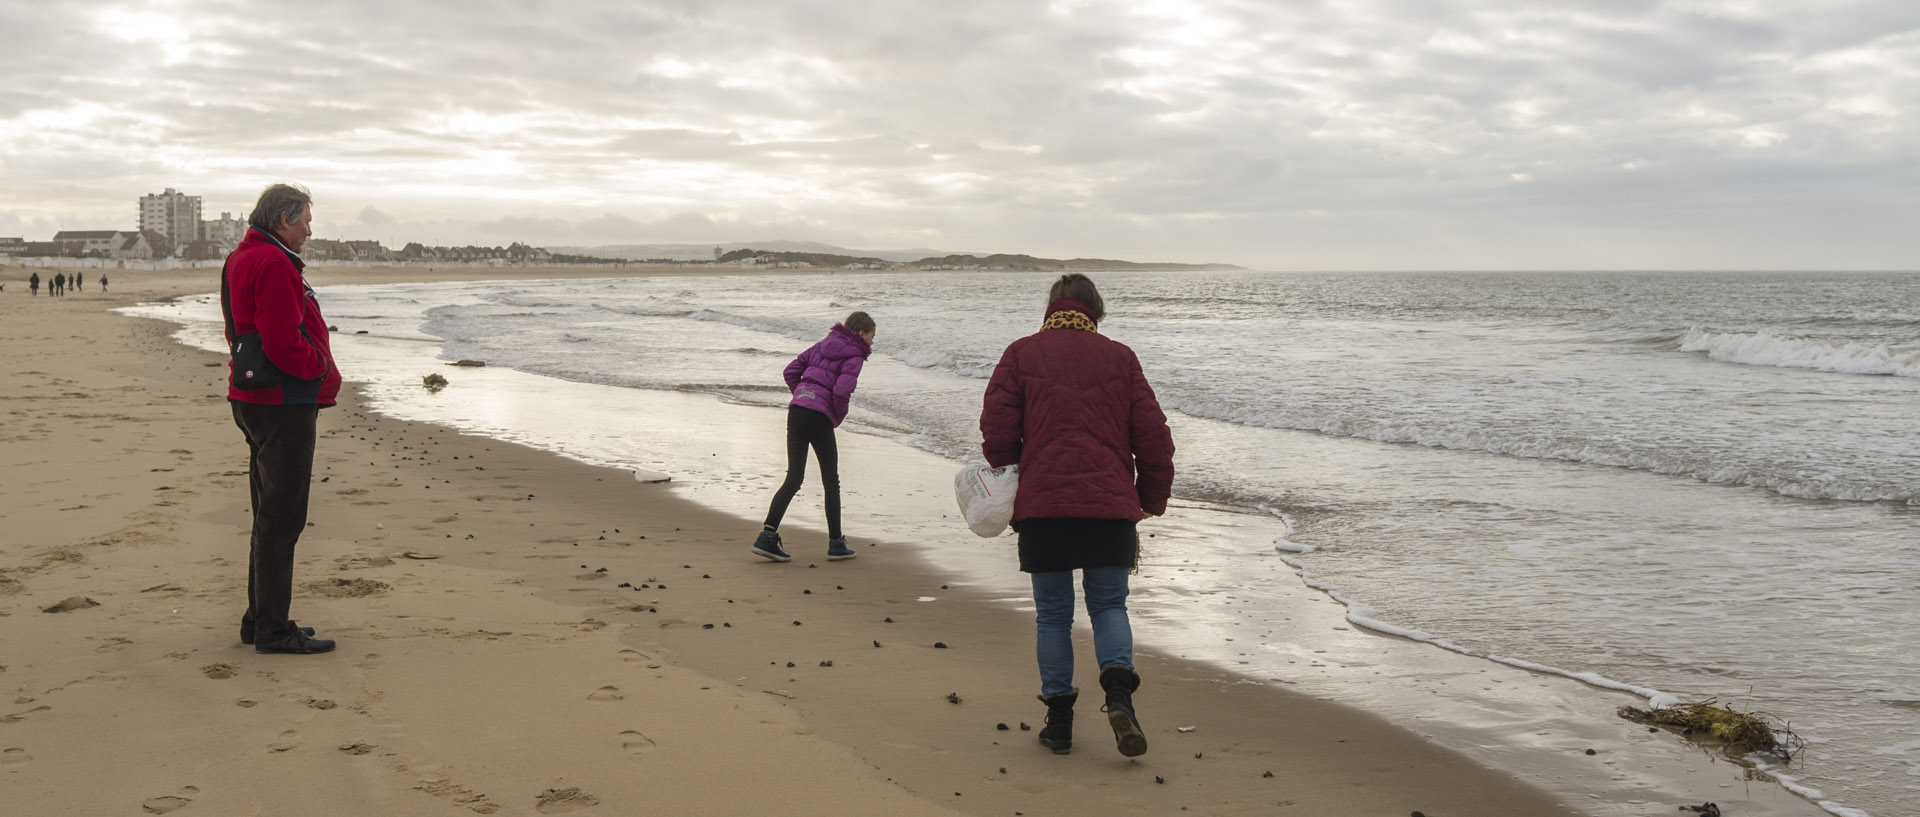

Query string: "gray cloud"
[[0, 0, 1914, 268]]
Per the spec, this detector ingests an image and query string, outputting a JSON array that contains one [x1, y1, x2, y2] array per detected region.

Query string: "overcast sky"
[[2, 1, 1915, 269]]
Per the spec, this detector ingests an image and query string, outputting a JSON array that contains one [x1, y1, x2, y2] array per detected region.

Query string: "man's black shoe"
[[240, 622, 314, 645], [254, 628, 335, 655]]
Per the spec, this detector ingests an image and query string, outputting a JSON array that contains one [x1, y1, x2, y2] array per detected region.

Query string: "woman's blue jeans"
[[1031, 566, 1134, 697]]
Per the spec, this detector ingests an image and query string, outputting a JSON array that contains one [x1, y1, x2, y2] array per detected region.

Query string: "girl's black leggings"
[[763, 406, 840, 538]]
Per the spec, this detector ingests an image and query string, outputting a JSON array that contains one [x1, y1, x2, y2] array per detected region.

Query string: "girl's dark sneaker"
[[827, 536, 856, 560], [751, 529, 791, 562]]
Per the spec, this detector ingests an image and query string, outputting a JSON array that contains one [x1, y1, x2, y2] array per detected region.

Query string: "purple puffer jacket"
[[784, 323, 872, 426]]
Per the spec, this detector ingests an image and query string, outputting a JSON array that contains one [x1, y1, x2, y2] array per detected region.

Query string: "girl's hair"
[[844, 311, 876, 334], [1047, 273, 1105, 322]]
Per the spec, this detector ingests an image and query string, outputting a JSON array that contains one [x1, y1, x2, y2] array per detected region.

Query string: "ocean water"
[[130, 269, 1918, 816]]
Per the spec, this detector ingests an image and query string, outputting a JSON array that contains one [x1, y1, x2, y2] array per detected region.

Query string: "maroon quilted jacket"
[[980, 298, 1175, 524]]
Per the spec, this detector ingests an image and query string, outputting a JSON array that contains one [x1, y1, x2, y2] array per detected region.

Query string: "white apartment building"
[[139, 187, 203, 249]]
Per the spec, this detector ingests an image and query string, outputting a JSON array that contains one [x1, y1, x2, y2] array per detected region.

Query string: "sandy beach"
[[2, 264, 1812, 817]]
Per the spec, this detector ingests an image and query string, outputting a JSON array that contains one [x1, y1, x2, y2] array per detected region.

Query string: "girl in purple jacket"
[[751, 311, 876, 562]]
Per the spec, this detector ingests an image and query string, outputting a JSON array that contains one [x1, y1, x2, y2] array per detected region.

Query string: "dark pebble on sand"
[[595, 567, 607, 573], [884, 617, 893, 623], [819, 660, 833, 667], [793, 621, 802, 626], [947, 693, 961, 703], [1585, 748, 1597, 755], [1262, 771, 1273, 778], [941, 584, 949, 589], [619, 582, 631, 588], [723, 623, 730, 628], [804, 589, 812, 594], [1412, 812, 1426, 817], [997, 723, 1009, 731], [934, 642, 948, 649], [702, 624, 714, 629], [1019, 723, 1030, 731], [787, 662, 795, 667], [873, 640, 881, 647], [703, 574, 710, 578], [1154, 776, 1164, 784], [1194, 752, 1202, 759]]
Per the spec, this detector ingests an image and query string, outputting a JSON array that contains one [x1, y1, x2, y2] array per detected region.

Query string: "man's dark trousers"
[[231, 401, 318, 643]]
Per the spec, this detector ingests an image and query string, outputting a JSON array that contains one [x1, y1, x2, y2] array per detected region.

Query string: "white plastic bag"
[[954, 462, 1019, 538]]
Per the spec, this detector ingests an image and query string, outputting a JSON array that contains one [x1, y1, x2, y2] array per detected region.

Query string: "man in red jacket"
[[223, 183, 340, 655]]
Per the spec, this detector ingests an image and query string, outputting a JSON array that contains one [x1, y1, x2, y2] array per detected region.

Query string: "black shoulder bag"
[[220, 256, 283, 391]]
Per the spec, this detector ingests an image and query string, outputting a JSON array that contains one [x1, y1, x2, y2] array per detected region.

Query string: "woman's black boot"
[[1100, 666, 1147, 757], [1037, 689, 1078, 754]]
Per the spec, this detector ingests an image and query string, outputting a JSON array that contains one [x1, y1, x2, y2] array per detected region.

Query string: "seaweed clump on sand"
[[422, 373, 449, 392], [1619, 699, 1804, 763]]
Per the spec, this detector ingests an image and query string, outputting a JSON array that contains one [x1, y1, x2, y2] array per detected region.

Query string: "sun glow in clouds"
[[94, 3, 202, 65]]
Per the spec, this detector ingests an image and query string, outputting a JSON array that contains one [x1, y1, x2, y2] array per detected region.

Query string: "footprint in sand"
[[356, 652, 383, 670], [2, 747, 29, 765], [1, 706, 52, 724], [618, 730, 655, 754], [534, 787, 600, 814], [304, 577, 389, 597], [617, 649, 651, 664], [142, 795, 190, 814], [201, 664, 237, 680], [267, 729, 299, 753], [586, 686, 624, 702]]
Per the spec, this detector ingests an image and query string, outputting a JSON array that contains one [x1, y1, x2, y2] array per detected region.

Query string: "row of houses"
[[0, 230, 177, 261], [715, 255, 815, 269], [392, 242, 554, 263]]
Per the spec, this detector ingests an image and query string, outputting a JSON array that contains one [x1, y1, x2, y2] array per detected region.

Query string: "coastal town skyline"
[[3, 1, 1916, 271]]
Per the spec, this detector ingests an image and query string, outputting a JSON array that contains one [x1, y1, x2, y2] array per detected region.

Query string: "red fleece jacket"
[[223, 229, 340, 406]]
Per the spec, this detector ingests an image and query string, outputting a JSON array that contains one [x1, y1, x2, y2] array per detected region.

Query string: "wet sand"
[[0, 263, 1816, 816]]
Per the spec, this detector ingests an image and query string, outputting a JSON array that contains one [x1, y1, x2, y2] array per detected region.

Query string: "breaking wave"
[[1679, 328, 1920, 378]]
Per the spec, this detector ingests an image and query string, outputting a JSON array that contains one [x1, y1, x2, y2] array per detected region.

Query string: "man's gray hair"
[[247, 183, 312, 233]]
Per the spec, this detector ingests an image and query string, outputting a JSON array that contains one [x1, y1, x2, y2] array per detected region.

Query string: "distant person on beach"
[[73, 273, 81, 292], [979, 273, 1174, 758], [750, 311, 876, 563], [100, 274, 108, 292], [224, 182, 341, 655], [29, 272, 39, 296], [53, 272, 64, 296]]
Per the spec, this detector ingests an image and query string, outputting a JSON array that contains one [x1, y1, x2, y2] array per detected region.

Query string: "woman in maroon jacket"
[[980, 274, 1175, 757]]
